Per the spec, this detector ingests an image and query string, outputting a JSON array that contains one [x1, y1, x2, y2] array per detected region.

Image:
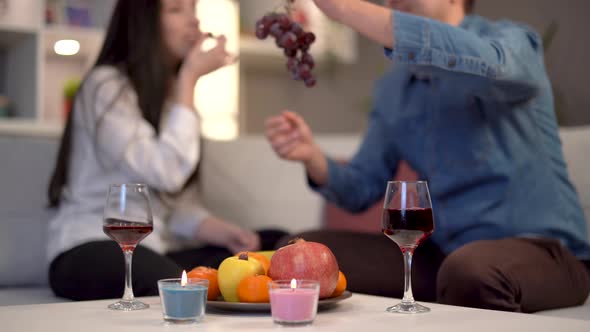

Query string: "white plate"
[[207, 290, 352, 313]]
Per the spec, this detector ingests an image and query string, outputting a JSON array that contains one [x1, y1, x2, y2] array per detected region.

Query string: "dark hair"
[[465, 0, 475, 13], [48, 0, 184, 207]]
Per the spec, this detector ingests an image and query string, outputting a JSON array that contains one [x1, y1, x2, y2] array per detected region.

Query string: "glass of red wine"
[[103, 183, 154, 311], [382, 181, 434, 313]]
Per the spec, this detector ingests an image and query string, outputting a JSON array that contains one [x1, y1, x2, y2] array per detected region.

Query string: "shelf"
[[0, 0, 42, 33], [0, 30, 38, 120], [238, 0, 358, 69], [0, 119, 63, 138], [43, 25, 104, 59], [41, 25, 106, 122], [0, 28, 37, 48], [239, 34, 337, 61], [239, 33, 357, 69], [0, 1, 113, 131], [0, 22, 39, 35], [239, 35, 291, 68], [240, 35, 282, 58]]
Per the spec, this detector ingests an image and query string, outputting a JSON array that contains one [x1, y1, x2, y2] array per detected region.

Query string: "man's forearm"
[[304, 146, 329, 186], [314, 0, 394, 49]]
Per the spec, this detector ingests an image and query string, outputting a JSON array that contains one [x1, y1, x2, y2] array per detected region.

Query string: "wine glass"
[[103, 183, 154, 311], [382, 181, 435, 313]]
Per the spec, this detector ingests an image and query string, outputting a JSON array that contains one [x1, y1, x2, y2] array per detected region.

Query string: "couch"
[[0, 129, 588, 320], [0, 133, 362, 305]]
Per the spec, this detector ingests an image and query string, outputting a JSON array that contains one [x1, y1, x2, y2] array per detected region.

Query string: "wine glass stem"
[[122, 250, 135, 302], [401, 248, 415, 304]]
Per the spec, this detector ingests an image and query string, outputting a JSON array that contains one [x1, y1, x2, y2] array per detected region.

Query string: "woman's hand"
[[180, 33, 236, 81], [180, 34, 236, 81], [195, 217, 261, 254], [177, 34, 237, 108]]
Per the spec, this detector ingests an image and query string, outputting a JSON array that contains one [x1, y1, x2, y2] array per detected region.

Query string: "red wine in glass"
[[103, 219, 153, 251], [381, 181, 434, 314], [103, 183, 153, 311], [382, 208, 434, 251]]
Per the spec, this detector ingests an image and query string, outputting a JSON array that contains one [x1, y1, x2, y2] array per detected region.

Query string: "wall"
[[240, 32, 388, 134], [475, 0, 590, 126], [240, 0, 590, 134], [43, 55, 87, 123]]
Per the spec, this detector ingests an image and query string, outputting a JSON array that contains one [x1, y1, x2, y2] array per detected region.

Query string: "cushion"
[[0, 135, 59, 286], [0, 210, 55, 286], [198, 135, 362, 234], [324, 161, 418, 233]]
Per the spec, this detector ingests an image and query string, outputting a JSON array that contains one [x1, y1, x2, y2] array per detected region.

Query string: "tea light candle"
[[158, 271, 209, 323], [269, 279, 320, 326]]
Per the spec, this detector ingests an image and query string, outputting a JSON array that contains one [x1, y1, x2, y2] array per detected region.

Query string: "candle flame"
[[290, 278, 297, 289], [181, 270, 188, 286]]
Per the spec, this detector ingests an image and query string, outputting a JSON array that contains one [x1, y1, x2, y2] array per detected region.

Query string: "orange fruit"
[[237, 275, 272, 303], [187, 266, 221, 300], [236, 252, 271, 275], [331, 271, 347, 297]]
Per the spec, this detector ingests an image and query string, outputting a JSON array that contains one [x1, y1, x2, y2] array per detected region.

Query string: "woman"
[[47, 0, 285, 301]]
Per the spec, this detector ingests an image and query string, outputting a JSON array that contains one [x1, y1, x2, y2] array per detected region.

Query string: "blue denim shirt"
[[313, 12, 590, 259]]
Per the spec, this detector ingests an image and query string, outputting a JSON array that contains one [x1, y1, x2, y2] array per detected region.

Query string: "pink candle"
[[269, 279, 320, 326]]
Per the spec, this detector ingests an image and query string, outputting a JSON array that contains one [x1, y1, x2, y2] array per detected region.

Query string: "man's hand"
[[265, 111, 329, 186]]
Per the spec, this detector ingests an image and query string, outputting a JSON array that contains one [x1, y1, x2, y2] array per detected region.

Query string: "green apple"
[[218, 253, 264, 302]]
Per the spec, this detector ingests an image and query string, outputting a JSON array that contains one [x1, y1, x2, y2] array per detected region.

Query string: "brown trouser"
[[279, 230, 590, 313]]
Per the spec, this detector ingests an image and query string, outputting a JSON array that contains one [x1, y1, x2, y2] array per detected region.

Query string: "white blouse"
[[47, 66, 209, 262]]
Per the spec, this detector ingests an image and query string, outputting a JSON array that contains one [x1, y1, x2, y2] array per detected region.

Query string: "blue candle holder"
[[158, 278, 209, 323]]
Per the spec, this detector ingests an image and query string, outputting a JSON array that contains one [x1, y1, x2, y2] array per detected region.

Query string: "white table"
[[1, 293, 588, 332]]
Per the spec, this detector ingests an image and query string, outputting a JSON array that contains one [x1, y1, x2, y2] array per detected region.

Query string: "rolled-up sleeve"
[[386, 11, 543, 87], [309, 105, 400, 213]]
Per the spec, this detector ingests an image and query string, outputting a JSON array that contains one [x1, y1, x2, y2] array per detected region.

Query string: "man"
[[265, 0, 590, 312]]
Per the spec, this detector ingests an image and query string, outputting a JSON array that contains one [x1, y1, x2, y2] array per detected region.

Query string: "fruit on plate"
[[235, 251, 271, 275], [237, 275, 272, 303], [331, 270, 347, 297], [268, 238, 339, 298], [218, 253, 265, 302], [187, 266, 220, 300], [255, 250, 276, 261]]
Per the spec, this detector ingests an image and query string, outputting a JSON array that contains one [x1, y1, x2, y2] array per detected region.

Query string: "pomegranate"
[[268, 239, 339, 298]]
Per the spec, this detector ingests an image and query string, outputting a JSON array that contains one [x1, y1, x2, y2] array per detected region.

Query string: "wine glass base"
[[108, 299, 150, 311], [386, 302, 430, 314]]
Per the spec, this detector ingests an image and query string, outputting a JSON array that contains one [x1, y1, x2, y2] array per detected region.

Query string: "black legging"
[[49, 229, 288, 301]]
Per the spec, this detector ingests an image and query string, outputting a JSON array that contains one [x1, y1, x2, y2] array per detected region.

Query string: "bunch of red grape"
[[255, 13, 317, 87]]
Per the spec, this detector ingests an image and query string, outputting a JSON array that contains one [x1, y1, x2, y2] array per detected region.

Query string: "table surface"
[[1, 293, 588, 332]]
